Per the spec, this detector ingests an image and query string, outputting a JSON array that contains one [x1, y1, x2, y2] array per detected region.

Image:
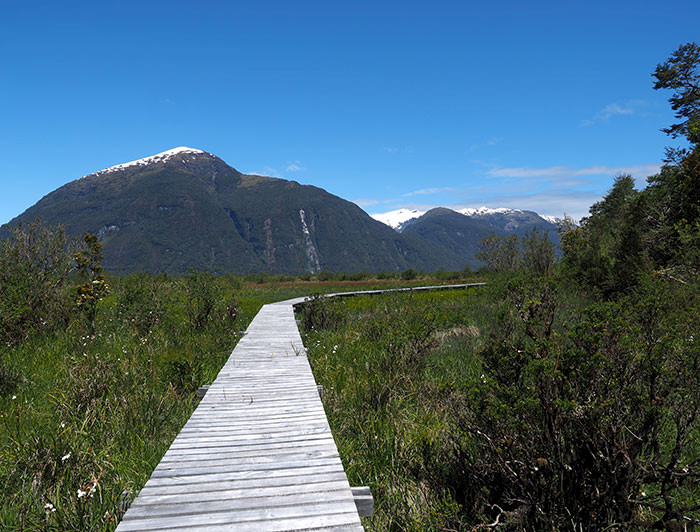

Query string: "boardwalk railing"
[[116, 283, 484, 531]]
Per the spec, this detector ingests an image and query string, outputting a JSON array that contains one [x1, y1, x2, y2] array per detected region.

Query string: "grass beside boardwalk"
[[301, 288, 496, 531], [0, 272, 480, 531], [300, 278, 700, 530]]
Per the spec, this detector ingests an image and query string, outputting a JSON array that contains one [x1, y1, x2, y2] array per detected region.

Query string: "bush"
[[401, 268, 417, 280], [184, 271, 238, 330], [316, 270, 335, 282], [117, 273, 167, 336], [0, 219, 77, 345], [450, 275, 700, 529], [298, 294, 346, 331]]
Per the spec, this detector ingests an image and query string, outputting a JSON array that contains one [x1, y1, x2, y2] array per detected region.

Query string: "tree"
[[522, 227, 556, 277], [642, 42, 700, 273], [561, 175, 643, 295], [653, 42, 700, 144], [477, 233, 521, 273]]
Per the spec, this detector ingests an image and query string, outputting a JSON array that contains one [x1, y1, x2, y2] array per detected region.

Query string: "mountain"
[[371, 208, 425, 231], [372, 206, 562, 269], [0, 148, 466, 274]]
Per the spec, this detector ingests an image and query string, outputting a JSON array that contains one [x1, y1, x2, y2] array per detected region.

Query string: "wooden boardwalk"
[[116, 283, 484, 531]]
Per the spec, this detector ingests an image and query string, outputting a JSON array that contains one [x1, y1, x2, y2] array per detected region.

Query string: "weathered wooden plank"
[[118, 513, 362, 532], [117, 501, 360, 528], [124, 489, 355, 519], [131, 480, 353, 507], [138, 471, 351, 496]]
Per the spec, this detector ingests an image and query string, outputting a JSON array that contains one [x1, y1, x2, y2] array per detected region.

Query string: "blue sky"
[[1, 0, 698, 224]]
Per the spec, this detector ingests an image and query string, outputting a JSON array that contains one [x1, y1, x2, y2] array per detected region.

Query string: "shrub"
[[450, 275, 700, 530], [298, 294, 346, 331], [117, 273, 167, 336], [0, 219, 77, 345], [401, 268, 417, 280]]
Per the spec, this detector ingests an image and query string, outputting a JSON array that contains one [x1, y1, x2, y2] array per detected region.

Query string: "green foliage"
[[0, 219, 77, 345], [298, 294, 346, 331], [560, 44, 700, 294], [478, 228, 556, 277], [477, 233, 521, 273], [116, 273, 167, 336], [401, 268, 417, 280], [521, 226, 556, 276], [653, 41, 700, 143], [184, 271, 238, 330], [165, 356, 202, 395], [561, 175, 644, 295], [453, 275, 700, 530], [1, 272, 450, 530], [304, 279, 700, 531], [75, 233, 109, 333]]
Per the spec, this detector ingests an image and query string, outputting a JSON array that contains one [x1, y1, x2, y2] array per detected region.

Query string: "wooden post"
[[317, 384, 324, 398], [197, 385, 210, 398]]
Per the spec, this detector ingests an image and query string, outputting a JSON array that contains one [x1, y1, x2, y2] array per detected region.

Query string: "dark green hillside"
[[403, 207, 560, 268], [0, 149, 465, 274]]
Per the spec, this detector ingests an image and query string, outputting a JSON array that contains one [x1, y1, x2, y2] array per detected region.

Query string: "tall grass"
[[0, 271, 481, 531], [301, 289, 494, 531]]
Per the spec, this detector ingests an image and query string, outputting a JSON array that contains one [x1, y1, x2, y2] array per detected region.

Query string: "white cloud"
[[248, 166, 282, 177], [488, 163, 660, 183], [353, 198, 380, 207], [581, 100, 647, 126], [468, 137, 504, 152], [286, 160, 305, 172], [383, 147, 399, 153]]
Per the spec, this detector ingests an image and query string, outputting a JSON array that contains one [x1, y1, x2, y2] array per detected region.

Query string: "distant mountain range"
[[0, 147, 562, 274], [372, 207, 564, 232], [371, 206, 562, 269]]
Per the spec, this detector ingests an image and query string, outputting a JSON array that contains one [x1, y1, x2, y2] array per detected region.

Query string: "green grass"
[[0, 273, 481, 531], [300, 276, 700, 530], [301, 288, 493, 531]]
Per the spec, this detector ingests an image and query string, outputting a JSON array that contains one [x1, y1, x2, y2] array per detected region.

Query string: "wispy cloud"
[[581, 100, 648, 126], [248, 165, 282, 177], [353, 198, 380, 207], [488, 163, 660, 182], [383, 146, 412, 154], [364, 160, 661, 222], [402, 187, 457, 197], [468, 137, 504, 152], [286, 160, 305, 172]]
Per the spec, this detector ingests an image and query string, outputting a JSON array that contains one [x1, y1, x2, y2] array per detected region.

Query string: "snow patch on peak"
[[87, 147, 209, 177], [458, 206, 522, 217], [541, 214, 565, 225], [371, 208, 425, 230]]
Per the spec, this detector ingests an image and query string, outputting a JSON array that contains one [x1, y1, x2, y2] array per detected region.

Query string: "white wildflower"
[[12, 395, 16, 400], [44, 502, 56, 513], [61, 453, 71, 462], [77, 489, 86, 499]]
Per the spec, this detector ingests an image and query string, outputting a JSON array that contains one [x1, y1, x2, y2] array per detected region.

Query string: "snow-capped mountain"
[[457, 206, 521, 217], [87, 147, 210, 178], [370, 208, 425, 231], [372, 206, 563, 232]]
